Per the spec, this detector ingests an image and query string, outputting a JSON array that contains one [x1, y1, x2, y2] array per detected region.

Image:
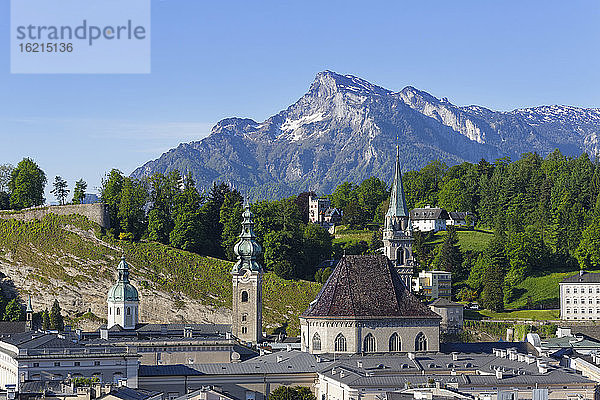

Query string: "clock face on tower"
[[240, 269, 251, 282]]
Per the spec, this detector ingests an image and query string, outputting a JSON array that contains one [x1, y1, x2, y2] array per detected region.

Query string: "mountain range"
[[132, 71, 600, 199]]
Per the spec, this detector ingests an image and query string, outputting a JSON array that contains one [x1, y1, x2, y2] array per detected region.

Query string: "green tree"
[[72, 179, 87, 204], [220, 190, 244, 260], [3, 299, 22, 321], [50, 299, 64, 331], [575, 221, 600, 270], [433, 226, 463, 275], [0, 164, 14, 193], [147, 171, 181, 244], [437, 178, 471, 212], [9, 158, 46, 209], [100, 169, 125, 236], [330, 182, 357, 211], [302, 223, 332, 278], [482, 232, 507, 312], [50, 176, 69, 205], [356, 177, 388, 221], [170, 175, 204, 252], [42, 309, 50, 330], [117, 178, 148, 240], [0, 192, 9, 210], [264, 230, 301, 279], [268, 386, 315, 400]]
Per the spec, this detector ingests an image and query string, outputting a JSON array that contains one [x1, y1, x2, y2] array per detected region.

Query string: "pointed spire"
[[386, 145, 408, 218], [232, 199, 262, 274], [26, 295, 33, 313]]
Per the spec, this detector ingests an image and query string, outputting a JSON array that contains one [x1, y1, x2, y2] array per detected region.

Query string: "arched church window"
[[415, 332, 427, 351], [241, 291, 249, 302], [116, 308, 120, 316], [109, 308, 111, 315], [242, 313, 247, 322], [363, 333, 376, 353], [389, 333, 401, 352], [312, 332, 321, 351], [396, 248, 404, 265], [334, 333, 346, 352], [126, 307, 131, 315]]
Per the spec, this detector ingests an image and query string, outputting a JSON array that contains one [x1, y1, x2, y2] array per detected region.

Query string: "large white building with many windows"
[[560, 270, 600, 320]]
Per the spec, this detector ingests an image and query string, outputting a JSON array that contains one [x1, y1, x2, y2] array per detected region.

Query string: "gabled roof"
[[410, 208, 450, 221], [302, 255, 440, 319], [447, 211, 474, 221]]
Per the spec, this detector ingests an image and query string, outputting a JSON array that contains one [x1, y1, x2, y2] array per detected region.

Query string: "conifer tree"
[[72, 179, 87, 204], [482, 230, 507, 312], [49, 300, 64, 331], [42, 309, 50, 331], [50, 176, 69, 205]]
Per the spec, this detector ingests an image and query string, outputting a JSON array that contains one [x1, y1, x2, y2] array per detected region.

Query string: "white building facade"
[[560, 271, 600, 320], [413, 270, 452, 299]]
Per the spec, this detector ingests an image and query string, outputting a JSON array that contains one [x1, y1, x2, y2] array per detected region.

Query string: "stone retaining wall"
[[0, 203, 110, 228]]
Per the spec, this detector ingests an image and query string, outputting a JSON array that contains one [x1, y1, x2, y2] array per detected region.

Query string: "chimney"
[[276, 355, 283, 363], [286, 344, 292, 352], [495, 368, 503, 379], [357, 360, 363, 368], [452, 352, 459, 361], [580, 269, 585, 277], [538, 363, 548, 374]]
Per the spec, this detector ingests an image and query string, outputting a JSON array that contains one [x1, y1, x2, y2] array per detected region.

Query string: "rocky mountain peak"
[[309, 70, 391, 97]]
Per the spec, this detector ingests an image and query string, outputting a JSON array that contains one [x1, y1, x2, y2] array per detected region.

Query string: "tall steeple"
[[386, 145, 409, 219], [231, 201, 262, 274], [231, 200, 263, 344], [383, 145, 414, 288]]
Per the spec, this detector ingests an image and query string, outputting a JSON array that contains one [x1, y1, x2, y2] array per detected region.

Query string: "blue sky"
[[0, 0, 599, 200]]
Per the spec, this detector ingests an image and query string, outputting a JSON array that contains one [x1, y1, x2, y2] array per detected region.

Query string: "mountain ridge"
[[132, 71, 600, 199]]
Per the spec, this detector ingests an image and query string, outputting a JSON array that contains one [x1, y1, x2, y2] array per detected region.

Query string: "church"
[[298, 146, 441, 354]]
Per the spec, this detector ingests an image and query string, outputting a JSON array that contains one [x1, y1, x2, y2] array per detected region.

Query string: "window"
[[591, 288, 594, 294], [566, 299, 571, 304], [33, 362, 39, 368], [415, 333, 427, 351], [574, 308, 578, 313], [566, 308, 570, 314], [127, 307, 131, 315], [566, 288, 570, 294], [241, 327, 248, 334], [94, 361, 101, 366], [74, 362, 80, 367], [312, 332, 321, 351], [574, 299, 578, 304], [590, 309, 594, 313], [241, 313, 247, 322], [363, 333, 376, 353], [109, 308, 111, 315], [574, 288, 578, 294], [335, 333, 347, 352], [241, 291, 249, 302], [389, 333, 401, 352], [396, 248, 404, 265], [597, 288, 599, 294], [54, 362, 60, 367], [116, 308, 120, 316], [596, 299, 600, 305]]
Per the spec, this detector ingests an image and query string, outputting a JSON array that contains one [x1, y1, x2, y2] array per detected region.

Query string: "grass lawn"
[[432, 228, 494, 252], [465, 309, 560, 321], [333, 225, 373, 242]]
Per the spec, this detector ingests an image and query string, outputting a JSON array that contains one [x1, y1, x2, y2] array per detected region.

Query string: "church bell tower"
[[231, 201, 263, 344], [383, 145, 415, 288]]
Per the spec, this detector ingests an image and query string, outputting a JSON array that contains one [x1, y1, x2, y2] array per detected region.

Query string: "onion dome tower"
[[107, 256, 139, 329], [231, 201, 263, 344]]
